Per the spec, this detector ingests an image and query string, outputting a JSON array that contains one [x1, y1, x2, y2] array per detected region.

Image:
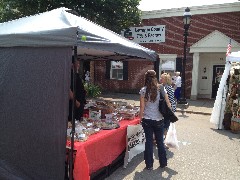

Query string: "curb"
[[176, 109, 211, 115]]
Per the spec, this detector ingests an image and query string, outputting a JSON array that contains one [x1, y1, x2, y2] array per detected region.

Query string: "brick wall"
[[94, 61, 154, 93], [142, 12, 240, 54], [141, 11, 240, 98], [93, 11, 240, 97]]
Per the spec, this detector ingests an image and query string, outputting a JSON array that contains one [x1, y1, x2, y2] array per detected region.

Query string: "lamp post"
[[178, 7, 192, 105]]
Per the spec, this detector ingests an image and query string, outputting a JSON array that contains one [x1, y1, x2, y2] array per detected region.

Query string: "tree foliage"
[[0, 0, 141, 33]]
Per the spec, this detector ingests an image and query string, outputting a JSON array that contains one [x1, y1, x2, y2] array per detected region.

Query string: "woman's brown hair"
[[144, 70, 159, 102]]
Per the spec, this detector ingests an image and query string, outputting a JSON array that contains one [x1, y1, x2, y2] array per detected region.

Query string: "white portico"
[[190, 30, 240, 100]]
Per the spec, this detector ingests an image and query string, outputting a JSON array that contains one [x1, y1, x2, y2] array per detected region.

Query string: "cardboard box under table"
[[70, 118, 140, 180]]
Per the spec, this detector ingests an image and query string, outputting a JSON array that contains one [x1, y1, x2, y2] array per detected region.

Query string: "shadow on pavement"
[[178, 114, 190, 118], [187, 99, 214, 108], [210, 128, 240, 141], [153, 146, 174, 160], [106, 146, 177, 180], [105, 152, 144, 180], [133, 166, 178, 180]]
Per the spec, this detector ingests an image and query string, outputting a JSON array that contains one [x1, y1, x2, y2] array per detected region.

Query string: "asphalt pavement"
[[105, 113, 240, 180], [95, 93, 240, 180]]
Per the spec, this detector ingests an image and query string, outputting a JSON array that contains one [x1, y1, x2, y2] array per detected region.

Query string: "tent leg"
[[69, 46, 78, 180], [154, 55, 160, 80]]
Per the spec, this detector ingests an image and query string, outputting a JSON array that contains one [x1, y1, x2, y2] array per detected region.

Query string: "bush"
[[84, 83, 102, 98]]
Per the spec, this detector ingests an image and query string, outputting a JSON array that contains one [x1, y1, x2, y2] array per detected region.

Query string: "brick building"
[[87, 2, 240, 99]]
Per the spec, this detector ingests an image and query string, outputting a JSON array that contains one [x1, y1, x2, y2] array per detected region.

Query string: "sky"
[[138, 0, 239, 11]]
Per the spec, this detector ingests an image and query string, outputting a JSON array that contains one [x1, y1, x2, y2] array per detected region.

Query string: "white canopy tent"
[[0, 8, 158, 180], [0, 7, 157, 61], [210, 51, 240, 129]]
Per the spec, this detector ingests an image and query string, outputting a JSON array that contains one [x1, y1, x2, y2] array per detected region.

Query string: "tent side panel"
[[0, 47, 72, 179]]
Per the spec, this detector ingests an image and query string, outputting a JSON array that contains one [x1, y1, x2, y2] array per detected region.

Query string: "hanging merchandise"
[[223, 65, 240, 133], [211, 52, 240, 130]]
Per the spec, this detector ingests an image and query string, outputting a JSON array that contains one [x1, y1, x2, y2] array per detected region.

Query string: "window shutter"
[[123, 61, 128, 80], [176, 57, 182, 73], [105, 61, 111, 79]]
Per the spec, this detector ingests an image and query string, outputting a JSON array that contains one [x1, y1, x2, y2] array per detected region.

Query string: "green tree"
[[0, 0, 141, 33]]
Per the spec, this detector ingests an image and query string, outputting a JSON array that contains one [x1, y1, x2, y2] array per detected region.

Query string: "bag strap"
[[159, 85, 164, 100]]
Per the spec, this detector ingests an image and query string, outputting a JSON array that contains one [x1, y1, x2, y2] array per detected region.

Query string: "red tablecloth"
[[71, 118, 140, 180]]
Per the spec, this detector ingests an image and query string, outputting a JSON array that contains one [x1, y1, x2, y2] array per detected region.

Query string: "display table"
[[70, 118, 140, 180]]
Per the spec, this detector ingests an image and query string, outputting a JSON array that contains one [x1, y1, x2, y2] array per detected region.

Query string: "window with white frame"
[[110, 61, 123, 80], [159, 54, 177, 78]]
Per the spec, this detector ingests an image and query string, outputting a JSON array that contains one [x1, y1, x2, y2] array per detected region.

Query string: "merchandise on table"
[[67, 99, 140, 142]]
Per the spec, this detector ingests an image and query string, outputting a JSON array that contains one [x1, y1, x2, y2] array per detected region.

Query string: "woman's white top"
[[139, 86, 167, 121]]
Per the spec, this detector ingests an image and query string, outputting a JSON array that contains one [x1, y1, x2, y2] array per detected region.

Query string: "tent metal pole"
[[69, 46, 78, 180], [154, 55, 160, 81]]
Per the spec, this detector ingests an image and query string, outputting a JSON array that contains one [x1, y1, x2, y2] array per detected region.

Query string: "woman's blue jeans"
[[164, 118, 170, 130], [142, 118, 167, 168]]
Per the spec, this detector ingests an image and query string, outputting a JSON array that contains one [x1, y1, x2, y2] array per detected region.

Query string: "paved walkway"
[[105, 113, 240, 180], [97, 93, 214, 115]]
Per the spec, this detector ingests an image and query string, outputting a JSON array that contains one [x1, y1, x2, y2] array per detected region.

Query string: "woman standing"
[[160, 73, 176, 137], [139, 70, 171, 170]]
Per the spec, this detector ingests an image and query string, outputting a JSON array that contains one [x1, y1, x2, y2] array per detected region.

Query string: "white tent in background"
[[226, 51, 240, 62], [210, 51, 240, 129]]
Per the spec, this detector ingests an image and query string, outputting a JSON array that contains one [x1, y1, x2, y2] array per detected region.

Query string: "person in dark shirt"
[[68, 60, 86, 121]]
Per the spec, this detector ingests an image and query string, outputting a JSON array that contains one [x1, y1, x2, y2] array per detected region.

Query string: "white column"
[[191, 52, 200, 100]]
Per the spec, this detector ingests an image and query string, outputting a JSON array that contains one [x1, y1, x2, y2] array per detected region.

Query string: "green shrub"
[[84, 83, 102, 98]]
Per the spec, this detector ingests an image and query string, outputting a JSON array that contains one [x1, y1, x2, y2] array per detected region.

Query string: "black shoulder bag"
[[159, 86, 178, 123]]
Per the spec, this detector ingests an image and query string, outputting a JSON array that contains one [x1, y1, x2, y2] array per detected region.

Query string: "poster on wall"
[[121, 25, 165, 43], [161, 59, 175, 70]]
